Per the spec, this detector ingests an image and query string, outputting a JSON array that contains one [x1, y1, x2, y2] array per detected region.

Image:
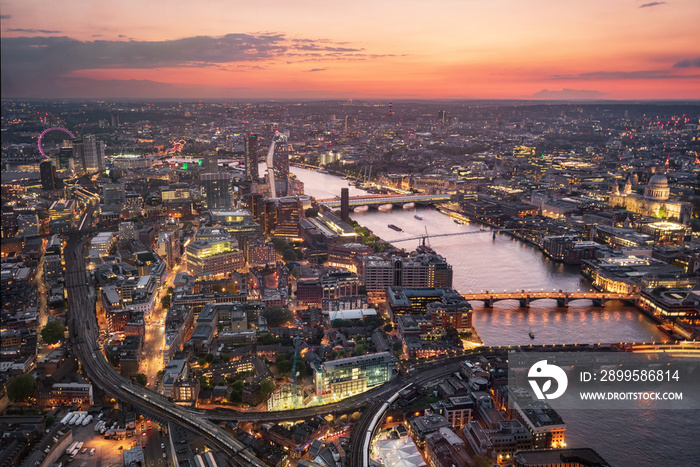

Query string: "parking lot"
[[61, 423, 131, 467]]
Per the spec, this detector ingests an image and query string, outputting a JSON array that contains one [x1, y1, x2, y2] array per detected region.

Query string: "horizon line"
[[3, 97, 700, 104]]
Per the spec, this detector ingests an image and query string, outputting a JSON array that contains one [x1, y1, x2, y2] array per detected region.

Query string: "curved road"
[[65, 234, 266, 466], [65, 232, 475, 464], [68, 229, 640, 464]]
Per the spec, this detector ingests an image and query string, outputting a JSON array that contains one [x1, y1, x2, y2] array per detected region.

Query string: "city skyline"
[[2, 0, 700, 100]]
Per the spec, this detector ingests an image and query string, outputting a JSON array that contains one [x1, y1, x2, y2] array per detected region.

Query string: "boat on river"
[[388, 224, 403, 232], [414, 215, 423, 220]]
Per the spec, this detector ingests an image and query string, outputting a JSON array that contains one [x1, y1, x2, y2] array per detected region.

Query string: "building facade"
[[313, 352, 396, 400], [186, 238, 244, 277], [363, 254, 453, 295], [608, 174, 692, 224]]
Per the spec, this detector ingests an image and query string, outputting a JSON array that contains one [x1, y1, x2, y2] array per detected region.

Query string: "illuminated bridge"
[[461, 291, 636, 307], [317, 193, 453, 208]]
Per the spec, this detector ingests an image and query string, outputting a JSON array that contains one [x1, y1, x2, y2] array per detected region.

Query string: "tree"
[[263, 305, 293, 327], [7, 374, 36, 402], [657, 205, 668, 219], [228, 389, 242, 403], [271, 238, 290, 254], [259, 333, 279, 345], [260, 378, 275, 397], [473, 455, 492, 467], [161, 295, 171, 310], [384, 324, 393, 333], [332, 319, 351, 328], [199, 375, 210, 390], [226, 281, 239, 294], [305, 208, 318, 218], [41, 320, 65, 345], [167, 287, 173, 295], [276, 358, 292, 377], [355, 343, 369, 356], [282, 249, 296, 262], [135, 373, 148, 386], [221, 353, 231, 362]]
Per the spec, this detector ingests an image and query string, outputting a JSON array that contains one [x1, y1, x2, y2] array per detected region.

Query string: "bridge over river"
[[317, 192, 452, 208], [462, 291, 636, 307]]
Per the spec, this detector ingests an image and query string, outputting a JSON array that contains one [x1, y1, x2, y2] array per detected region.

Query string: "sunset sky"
[[1, 0, 699, 100]]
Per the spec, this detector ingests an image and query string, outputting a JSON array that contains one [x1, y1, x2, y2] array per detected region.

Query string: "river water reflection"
[[289, 165, 697, 466]]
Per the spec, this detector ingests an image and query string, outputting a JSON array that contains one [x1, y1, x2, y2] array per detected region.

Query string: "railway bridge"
[[317, 193, 453, 208]]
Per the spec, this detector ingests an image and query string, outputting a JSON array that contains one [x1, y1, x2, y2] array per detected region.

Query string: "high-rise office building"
[[437, 110, 447, 124], [73, 134, 105, 172], [362, 254, 453, 294], [40, 161, 60, 191], [200, 172, 232, 210], [244, 134, 259, 181], [103, 183, 125, 212], [202, 150, 218, 173], [340, 188, 350, 222], [241, 193, 264, 227], [186, 237, 244, 276], [267, 132, 290, 197], [57, 146, 74, 171], [274, 197, 303, 239], [319, 151, 341, 166], [111, 111, 120, 127], [157, 231, 180, 269]]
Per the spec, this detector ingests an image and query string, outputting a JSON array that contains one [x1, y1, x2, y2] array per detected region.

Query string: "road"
[[66, 226, 695, 463], [141, 261, 187, 389], [64, 234, 266, 466]]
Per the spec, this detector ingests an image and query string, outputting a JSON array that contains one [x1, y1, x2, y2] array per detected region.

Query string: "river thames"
[[288, 165, 698, 467]]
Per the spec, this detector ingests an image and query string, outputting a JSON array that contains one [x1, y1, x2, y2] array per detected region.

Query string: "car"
[[163, 453, 167, 459], [143, 432, 147, 436], [89, 448, 95, 456], [161, 443, 165, 449], [81, 448, 87, 454]]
